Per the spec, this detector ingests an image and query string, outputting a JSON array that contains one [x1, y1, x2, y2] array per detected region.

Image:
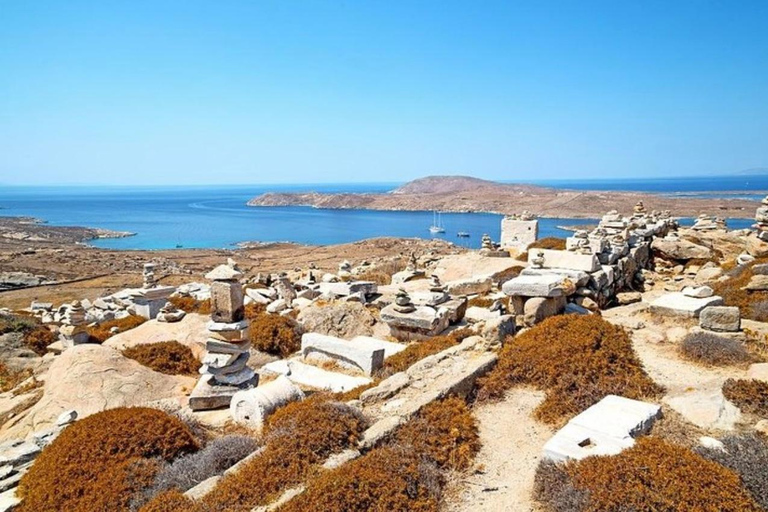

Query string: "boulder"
[[446, 276, 493, 296], [746, 234, 768, 258], [649, 292, 723, 318], [523, 296, 566, 326], [651, 237, 713, 261], [664, 388, 741, 431], [699, 306, 741, 333], [502, 274, 567, 298], [695, 266, 723, 283], [682, 286, 714, 298], [527, 249, 600, 272], [745, 275, 768, 291], [0, 345, 194, 441], [296, 302, 377, 338], [262, 360, 371, 393], [616, 292, 642, 306], [747, 363, 768, 383], [301, 333, 385, 376]]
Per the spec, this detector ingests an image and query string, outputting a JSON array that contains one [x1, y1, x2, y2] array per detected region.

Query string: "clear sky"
[[1, 1, 766, 185]]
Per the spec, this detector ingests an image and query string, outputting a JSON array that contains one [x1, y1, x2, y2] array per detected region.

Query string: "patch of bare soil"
[[443, 388, 552, 512]]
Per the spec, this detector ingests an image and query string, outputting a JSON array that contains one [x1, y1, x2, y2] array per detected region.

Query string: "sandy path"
[[444, 388, 552, 512]]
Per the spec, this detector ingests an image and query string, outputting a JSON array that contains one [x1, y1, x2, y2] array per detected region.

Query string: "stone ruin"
[[754, 194, 768, 242], [691, 213, 726, 231], [500, 211, 538, 252], [189, 261, 257, 411], [479, 233, 509, 257], [380, 283, 467, 341], [502, 206, 677, 325], [130, 263, 175, 320], [59, 300, 88, 348], [391, 252, 426, 284]]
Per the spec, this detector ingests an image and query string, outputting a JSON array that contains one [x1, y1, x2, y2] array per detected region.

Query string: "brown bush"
[[0, 363, 32, 393], [392, 397, 479, 470], [377, 335, 457, 378], [123, 341, 199, 376], [679, 331, 751, 366], [356, 269, 392, 285], [0, 314, 56, 355], [200, 397, 366, 511], [139, 489, 195, 512], [476, 315, 663, 423], [283, 398, 479, 512], [493, 265, 523, 286], [722, 378, 768, 417], [23, 326, 57, 355], [528, 237, 567, 251], [168, 296, 211, 315], [87, 314, 146, 343], [334, 381, 378, 402], [559, 437, 761, 512], [712, 258, 768, 320], [533, 460, 588, 512], [17, 407, 199, 512], [248, 312, 302, 357], [243, 302, 266, 318], [467, 296, 494, 308], [696, 432, 768, 510]]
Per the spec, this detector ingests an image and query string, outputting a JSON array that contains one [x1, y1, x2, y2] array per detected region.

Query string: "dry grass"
[[376, 335, 458, 379], [528, 237, 567, 251], [138, 490, 195, 512], [679, 331, 752, 367], [247, 312, 302, 357], [476, 315, 663, 424], [0, 363, 33, 393], [168, 296, 211, 315], [282, 397, 479, 512], [123, 341, 199, 376], [535, 437, 762, 512], [198, 397, 366, 511], [17, 407, 199, 512], [87, 314, 146, 343], [712, 258, 768, 320], [355, 269, 392, 285], [0, 313, 57, 355], [467, 296, 494, 308], [722, 378, 768, 418]]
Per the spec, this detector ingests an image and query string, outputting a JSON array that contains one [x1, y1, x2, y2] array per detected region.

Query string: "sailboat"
[[429, 211, 446, 234]]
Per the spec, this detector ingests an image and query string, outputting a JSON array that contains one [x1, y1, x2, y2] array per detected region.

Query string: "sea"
[[0, 175, 764, 250]]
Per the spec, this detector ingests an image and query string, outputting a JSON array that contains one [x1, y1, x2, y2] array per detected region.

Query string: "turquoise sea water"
[[0, 177, 761, 250]]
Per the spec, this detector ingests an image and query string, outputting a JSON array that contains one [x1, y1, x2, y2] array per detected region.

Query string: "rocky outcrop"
[[103, 313, 208, 359], [0, 344, 194, 441], [651, 237, 713, 261], [296, 302, 377, 339]]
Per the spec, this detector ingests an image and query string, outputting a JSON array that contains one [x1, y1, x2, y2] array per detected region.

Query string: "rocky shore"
[[247, 175, 758, 219]]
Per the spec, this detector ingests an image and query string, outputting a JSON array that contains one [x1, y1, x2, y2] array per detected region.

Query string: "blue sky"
[[1, 0, 766, 185]]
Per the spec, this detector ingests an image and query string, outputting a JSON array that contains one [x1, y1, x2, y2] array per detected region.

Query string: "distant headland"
[[247, 175, 758, 219]]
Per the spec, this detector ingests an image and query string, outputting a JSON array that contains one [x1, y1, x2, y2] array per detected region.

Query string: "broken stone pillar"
[[190, 261, 257, 411], [60, 300, 89, 348], [230, 375, 304, 431]]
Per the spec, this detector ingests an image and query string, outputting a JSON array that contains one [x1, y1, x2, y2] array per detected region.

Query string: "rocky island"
[[248, 175, 758, 218]]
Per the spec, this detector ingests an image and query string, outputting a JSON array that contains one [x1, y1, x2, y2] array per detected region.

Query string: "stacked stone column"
[[755, 195, 768, 241], [189, 262, 257, 411], [60, 300, 89, 348]]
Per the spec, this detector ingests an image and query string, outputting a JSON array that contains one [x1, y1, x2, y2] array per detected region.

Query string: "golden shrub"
[[168, 296, 211, 315], [722, 378, 768, 418], [248, 312, 302, 357], [123, 341, 199, 376], [528, 237, 567, 251], [17, 407, 199, 512], [138, 489, 195, 512], [87, 314, 146, 343], [476, 315, 663, 423]]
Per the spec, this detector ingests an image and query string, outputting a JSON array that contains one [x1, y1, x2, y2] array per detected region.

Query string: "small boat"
[[429, 211, 446, 234], [457, 231, 470, 238]]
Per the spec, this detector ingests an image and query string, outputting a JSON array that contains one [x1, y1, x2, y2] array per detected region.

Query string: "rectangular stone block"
[[699, 306, 741, 332], [210, 281, 244, 323], [650, 292, 724, 318], [527, 249, 600, 272], [500, 217, 538, 250], [301, 333, 385, 375], [502, 274, 564, 297]]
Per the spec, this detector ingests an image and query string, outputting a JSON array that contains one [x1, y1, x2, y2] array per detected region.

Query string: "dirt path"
[[444, 388, 552, 512]]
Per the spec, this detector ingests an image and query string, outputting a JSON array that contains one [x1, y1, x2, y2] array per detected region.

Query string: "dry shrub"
[[377, 335, 457, 378], [334, 381, 378, 402], [200, 397, 366, 511], [0, 362, 32, 393], [23, 326, 57, 355], [243, 302, 266, 318], [283, 397, 479, 512], [391, 396, 479, 471], [712, 258, 768, 320], [528, 237, 567, 251], [0, 313, 56, 355], [17, 407, 199, 512], [750, 300, 768, 322], [476, 315, 663, 423], [356, 269, 391, 285], [696, 432, 768, 510], [467, 296, 494, 308], [722, 378, 768, 417], [493, 265, 523, 286], [559, 437, 761, 512], [248, 312, 302, 357], [533, 460, 589, 512], [168, 296, 211, 315], [139, 490, 195, 512], [0, 313, 38, 334], [123, 341, 199, 376], [679, 331, 751, 366], [87, 314, 146, 343]]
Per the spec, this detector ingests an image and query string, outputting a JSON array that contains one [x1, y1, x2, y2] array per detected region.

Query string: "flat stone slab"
[[699, 306, 741, 332], [350, 336, 407, 359], [380, 304, 447, 332], [502, 274, 565, 297], [649, 292, 724, 318], [528, 249, 600, 272], [262, 360, 371, 393], [520, 267, 590, 287], [301, 333, 385, 375], [189, 373, 258, 411], [543, 395, 661, 462]]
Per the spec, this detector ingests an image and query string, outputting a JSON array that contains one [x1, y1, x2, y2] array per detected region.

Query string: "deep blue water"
[[0, 176, 761, 250]]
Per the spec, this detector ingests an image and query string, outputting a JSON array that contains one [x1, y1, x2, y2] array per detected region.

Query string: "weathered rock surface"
[[104, 313, 208, 359], [0, 344, 194, 441], [651, 237, 713, 261], [649, 292, 723, 318], [699, 306, 741, 332], [664, 387, 741, 431], [296, 302, 377, 338]]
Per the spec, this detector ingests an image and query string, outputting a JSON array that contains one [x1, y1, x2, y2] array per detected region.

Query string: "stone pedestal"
[[131, 285, 175, 320], [501, 216, 538, 251]]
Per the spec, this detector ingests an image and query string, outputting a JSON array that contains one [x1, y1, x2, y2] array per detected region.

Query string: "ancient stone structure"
[[500, 213, 538, 251], [755, 195, 768, 241], [60, 300, 89, 348], [380, 286, 466, 341], [230, 376, 304, 431], [156, 301, 186, 323], [479, 233, 509, 257], [131, 263, 175, 320], [190, 261, 257, 411]]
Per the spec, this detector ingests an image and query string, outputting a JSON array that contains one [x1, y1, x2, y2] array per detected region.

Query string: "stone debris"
[[649, 292, 724, 318], [156, 301, 186, 323], [699, 306, 741, 332], [262, 360, 371, 393], [542, 395, 661, 462], [301, 333, 385, 376], [380, 287, 466, 341]]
